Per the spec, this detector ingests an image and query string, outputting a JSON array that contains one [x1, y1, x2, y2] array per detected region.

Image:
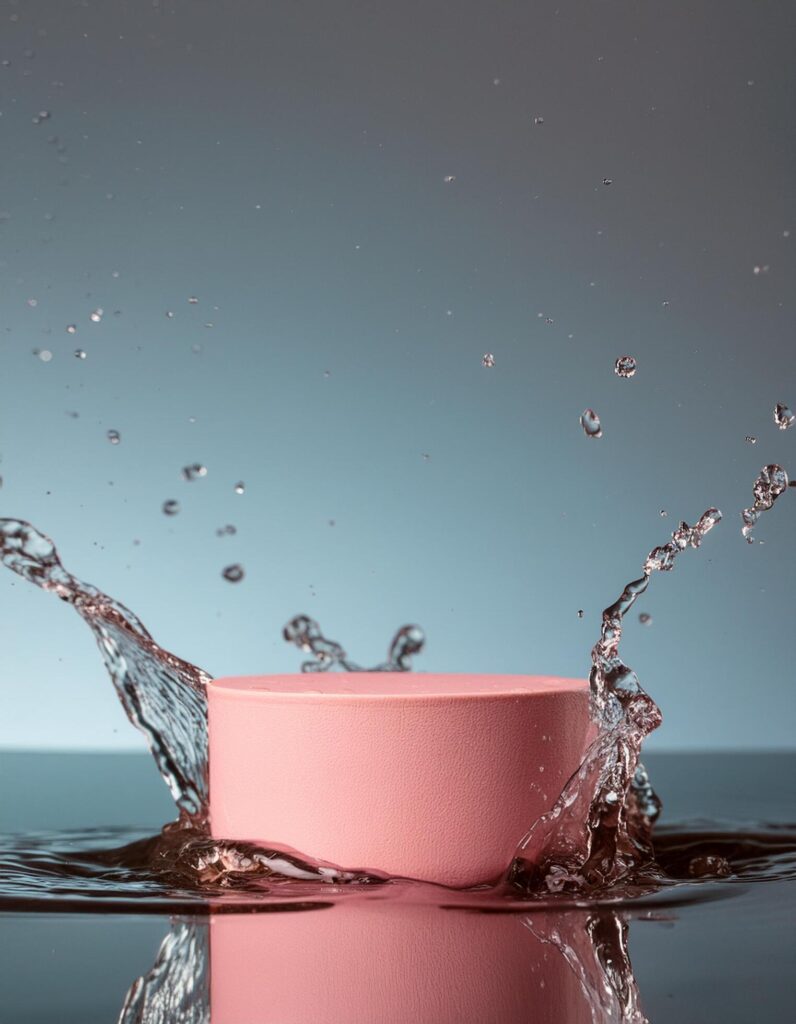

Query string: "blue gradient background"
[[1, 0, 794, 751]]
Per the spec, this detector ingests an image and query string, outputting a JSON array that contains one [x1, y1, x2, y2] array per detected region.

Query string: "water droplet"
[[27, 298, 38, 307], [421, 452, 430, 461], [577, 609, 584, 619], [753, 264, 770, 275], [181, 463, 207, 481], [89, 308, 103, 323], [66, 324, 77, 334], [32, 110, 50, 124], [215, 524, 237, 537], [35, 349, 52, 362], [544, 317, 554, 325], [580, 408, 602, 438], [614, 355, 637, 378], [638, 612, 652, 625], [233, 481, 245, 495], [443, 175, 456, 184], [773, 402, 795, 430], [660, 509, 668, 518], [222, 563, 245, 583], [533, 115, 544, 125], [162, 499, 180, 516], [746, 435, 757, 445], [107, 429, 121, 445], [74, 349, 86, 359], [165, 311, 174, 319], [602, 177, 613, 186], [482, 352, 495, 368], [188, 296, 199, 304]]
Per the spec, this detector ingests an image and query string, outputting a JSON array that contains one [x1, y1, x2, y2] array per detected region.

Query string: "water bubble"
[[162, 499, 180, 516], [34, 349, 52, 362], [74, 349, 86, 359], [638, 612, 652, 625], [602, 177, 613, 186], [181, 463, 207, 481], [773, 402, 795, 430], [107, 430, 121, 445], [66, 324, 77, 334], [215, 525, 237, 537], [233, 481, 245, 495], [580, 408, 602, 438], [533, 115, 544, 125], [89, 308, 103, 323], [614, 355, 637, 378], [482, 352, 495, 368], [443, 175, 456, 184], [746, 435, 757, 445], [222, 564, 245, 583]]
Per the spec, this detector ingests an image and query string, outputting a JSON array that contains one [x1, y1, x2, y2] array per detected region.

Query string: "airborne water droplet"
[[74, 349, 86, 359], [181, 463, 207, 481], [577, 609, 584, 619], [162, 499, 180, 516], [614, 355, 637, 378], [533, 115, 544, 125], [638, 612, 652, 625], [482, 352, 495, 368], [66, 324, 77, 335], [222, 563, 245, 583], [602, 177, 613, 186], [746, 435, 757, 445], [580, 408, 602, 438], [188, 296, 199, 304], [233, 481, 245, 495], [443, 175, 456, 184], [35, 349, 53, 362], [215, 524, 237, 537], [773, 402, 795, 430], [107, 430, 121, 445], [89, 308, 103, 323]]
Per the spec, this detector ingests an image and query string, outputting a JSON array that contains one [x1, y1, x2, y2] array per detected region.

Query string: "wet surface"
[[1, 751, 794, 1022]]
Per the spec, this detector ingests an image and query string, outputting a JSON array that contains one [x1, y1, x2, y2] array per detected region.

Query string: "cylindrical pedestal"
[[208, 673, 591, 887]]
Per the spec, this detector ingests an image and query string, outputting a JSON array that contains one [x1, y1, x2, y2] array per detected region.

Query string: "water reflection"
[[120, 904, 646, 1024]]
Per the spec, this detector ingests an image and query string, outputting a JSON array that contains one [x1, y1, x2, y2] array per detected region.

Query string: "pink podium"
[[208, 673, 591, 887]]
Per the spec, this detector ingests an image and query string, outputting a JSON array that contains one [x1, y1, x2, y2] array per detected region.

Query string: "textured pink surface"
[[208, 673, 591, 887], [210, 904, 593, 1024]]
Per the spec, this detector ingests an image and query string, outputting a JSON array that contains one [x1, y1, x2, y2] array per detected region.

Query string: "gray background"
[[1, 0, 794, 751]]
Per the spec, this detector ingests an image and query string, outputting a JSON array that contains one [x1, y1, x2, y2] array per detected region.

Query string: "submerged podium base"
[[208, 673, 591, 887]]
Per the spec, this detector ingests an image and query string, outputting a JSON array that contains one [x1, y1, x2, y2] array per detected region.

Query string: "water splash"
[[740, 464, 789, 542], [282, 615, 426, 673], [0, 519, 210, 819], [510, 508, 722, 894]]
